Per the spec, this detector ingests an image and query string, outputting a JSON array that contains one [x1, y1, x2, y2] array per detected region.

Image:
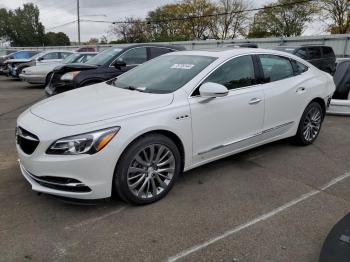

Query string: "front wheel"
[[294, 102, 323, 145], [113, 134, 181, 205]]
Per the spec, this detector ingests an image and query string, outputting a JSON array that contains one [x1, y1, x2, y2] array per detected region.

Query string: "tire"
[[45, 72, 53, 86], [294, 102, 324, 145], [113, 134, 181, 205]]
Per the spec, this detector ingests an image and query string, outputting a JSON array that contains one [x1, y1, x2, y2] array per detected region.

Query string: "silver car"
[[20, 52, 97, 85]]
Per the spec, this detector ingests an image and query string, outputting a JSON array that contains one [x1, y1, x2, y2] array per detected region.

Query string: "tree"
[[248, 0, 317, 38], [209, 0, 252, 39], [111, 18, 151, 43], [44, 32, 70, 46], [321, 0, 350, 34], [86, 38, 99, 45], [7, 3, 45, 46]]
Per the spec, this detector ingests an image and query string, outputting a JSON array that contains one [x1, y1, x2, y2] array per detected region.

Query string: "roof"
[[108, 43, 185, 51]]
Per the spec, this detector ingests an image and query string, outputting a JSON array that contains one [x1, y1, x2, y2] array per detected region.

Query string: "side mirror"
[[199, 82, 229, 98], [37, 57, 44, 61], [114, 60, 126, 69]]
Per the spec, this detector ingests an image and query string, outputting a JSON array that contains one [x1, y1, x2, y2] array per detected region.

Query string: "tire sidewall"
[[114, 134, 181, 205], [296, 102, 323, 145]]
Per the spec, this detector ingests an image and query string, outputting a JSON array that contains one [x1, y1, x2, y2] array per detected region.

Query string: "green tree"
[[248, 0, 317, 38], [7, 3, 45, 46], [321, 0, 350, 34], [44, 32, 70, 46]]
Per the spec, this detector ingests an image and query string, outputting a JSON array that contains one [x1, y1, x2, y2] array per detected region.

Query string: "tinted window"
[[117, 47, 147, 65], [60, 52, 72, 59], [307, 47, 321, 59], [42, 52, 59, 60], [203, 55, 255, 90], [87, 47, 122, 66], [291, 59, 308, 74], [322, 47, 334, 58], [295, 48, 307, 59], [259, 54, 294, 82], [149, 47, 172, 59], [110, 55, 216, 94]]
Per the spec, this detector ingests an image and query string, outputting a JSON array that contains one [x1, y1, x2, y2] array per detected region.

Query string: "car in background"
[[76, 46, 96, 52], [225, 43, 258, 48], [5, 50, 73, 78], [17, 48, 335, 204], [0, 50, 38, 74], [45, 44, 185, 96], [273, 45, 336, 74], [20, 52, 98, 85]]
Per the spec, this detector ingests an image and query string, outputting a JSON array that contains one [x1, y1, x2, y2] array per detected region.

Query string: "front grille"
[[16, 127, 39, 155]]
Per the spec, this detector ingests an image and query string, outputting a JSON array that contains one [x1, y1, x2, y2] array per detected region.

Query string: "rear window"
[[307, 47, 322, 60], [322, 47, 335, 58], [295, 48, 307, 59]]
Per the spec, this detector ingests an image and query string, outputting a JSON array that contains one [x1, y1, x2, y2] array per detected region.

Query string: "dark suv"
[[46, 44, 185, 96], [274, 45, 336, 74]]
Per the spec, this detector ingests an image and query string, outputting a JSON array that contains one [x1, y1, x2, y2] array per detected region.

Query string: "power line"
[[46, 20, 77, 30]]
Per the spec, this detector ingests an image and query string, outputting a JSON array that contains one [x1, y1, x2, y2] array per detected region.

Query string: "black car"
[[274, 45, 336, 74], [45, 44, 186, 96]]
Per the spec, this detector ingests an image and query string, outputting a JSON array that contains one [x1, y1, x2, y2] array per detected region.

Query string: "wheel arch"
[[117, 129, 186, 172], [309, 97, 326, 119]]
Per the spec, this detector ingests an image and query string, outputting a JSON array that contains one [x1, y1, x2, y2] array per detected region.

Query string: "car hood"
[[30, 82, 174, 126], [23, 63, 62, 75], [53, 63, 98, 73]]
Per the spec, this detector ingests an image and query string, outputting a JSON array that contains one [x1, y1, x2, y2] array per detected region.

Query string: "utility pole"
[[77, 0, 81, 45]]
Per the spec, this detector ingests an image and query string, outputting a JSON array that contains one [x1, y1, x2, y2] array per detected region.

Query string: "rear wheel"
[[114, 134, 181, 205], [294, 102, 323, 145]]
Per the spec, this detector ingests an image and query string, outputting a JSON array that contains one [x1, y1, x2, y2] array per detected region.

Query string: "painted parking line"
[[64, 206, 127, 230], [167, 171, 350, 262]]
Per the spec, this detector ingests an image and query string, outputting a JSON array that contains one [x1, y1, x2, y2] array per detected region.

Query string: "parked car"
[[225, 43, 258, 48], [5, 50, 73, 78], [0, 50, 38, 74], [273, 45, 336, 74], [20, 52, 98, 85], [45, 44, 186, 96], [16, 48, 335, 204], [76, 46, 96, 52], [332, 60, 350, 100]]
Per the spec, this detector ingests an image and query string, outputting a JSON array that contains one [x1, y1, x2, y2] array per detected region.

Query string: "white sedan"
[[16, 48, 335, 204]]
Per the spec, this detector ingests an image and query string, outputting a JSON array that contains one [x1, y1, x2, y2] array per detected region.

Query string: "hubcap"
[[127, 144, 175, 199], [303, 106, 322, 142]]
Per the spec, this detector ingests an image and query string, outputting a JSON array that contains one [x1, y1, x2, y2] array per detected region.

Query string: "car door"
[[189, 55, 265, 163], [257, 54, 309, 139], [39, 52, 60, 64]]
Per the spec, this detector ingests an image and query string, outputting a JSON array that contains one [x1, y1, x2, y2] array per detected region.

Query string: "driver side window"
[[117, 47, 147, 66], [203, 55, 256, 90]]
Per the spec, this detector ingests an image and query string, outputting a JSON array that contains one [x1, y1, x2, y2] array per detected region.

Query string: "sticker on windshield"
[[170, 64, 195, 70]]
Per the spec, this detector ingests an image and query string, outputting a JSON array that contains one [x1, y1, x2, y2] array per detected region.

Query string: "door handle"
[[249, 98, 262, 105], [296, 87, 306, 93]]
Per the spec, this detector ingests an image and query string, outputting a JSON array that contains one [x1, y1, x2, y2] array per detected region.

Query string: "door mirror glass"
[[199, 82, 228, 98], [37, 57, 44, 61]]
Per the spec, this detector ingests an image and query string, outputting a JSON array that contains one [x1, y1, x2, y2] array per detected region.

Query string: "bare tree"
[[209, 0, 252, 39], [321, 0, 350, 34]]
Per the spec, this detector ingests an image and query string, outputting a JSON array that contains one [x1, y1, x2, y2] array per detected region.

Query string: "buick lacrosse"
[[16, 48, 335, 204]]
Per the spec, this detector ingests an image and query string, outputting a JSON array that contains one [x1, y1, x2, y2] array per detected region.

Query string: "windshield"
[[87, 47, 122, 66], [110, 55, 217, 94], [274, 47, 296, 54], [63, 53, 82, 64]]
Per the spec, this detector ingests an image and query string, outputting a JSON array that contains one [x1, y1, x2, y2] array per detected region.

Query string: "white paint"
[[65, 206, 126, 230], [167, 172, 350, 262]]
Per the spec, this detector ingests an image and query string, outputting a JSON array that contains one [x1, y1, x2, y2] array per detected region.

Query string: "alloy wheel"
[[127, 144, 175, 199], [302, 106, 322, 142]]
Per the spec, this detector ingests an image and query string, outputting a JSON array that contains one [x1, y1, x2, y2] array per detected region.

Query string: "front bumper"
[[19, 73, 45, 84], [16, 111, 121, 200]]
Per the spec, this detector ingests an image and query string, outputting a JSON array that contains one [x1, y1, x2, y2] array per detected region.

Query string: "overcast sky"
[[0, 0, 325, 43]]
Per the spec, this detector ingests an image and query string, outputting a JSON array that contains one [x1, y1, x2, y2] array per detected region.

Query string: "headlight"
[[46, 127, 120, 155], [61, 71, 80, 81]]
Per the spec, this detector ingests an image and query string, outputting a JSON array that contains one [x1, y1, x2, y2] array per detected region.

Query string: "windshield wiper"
[[126, 86, 146, 92]]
